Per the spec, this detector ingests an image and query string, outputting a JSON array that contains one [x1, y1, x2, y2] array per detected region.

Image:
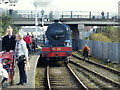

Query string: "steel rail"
[[72, 54, 120, 74], [67, 64, 89, 90], [69, 60, 120, 88], [46, 65, 51, 90]]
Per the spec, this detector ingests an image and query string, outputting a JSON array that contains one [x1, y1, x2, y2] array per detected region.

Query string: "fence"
[[72, 39, 120, 62]]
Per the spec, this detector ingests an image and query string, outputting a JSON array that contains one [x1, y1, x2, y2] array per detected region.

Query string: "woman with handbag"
[[14, 33, 30, 85]]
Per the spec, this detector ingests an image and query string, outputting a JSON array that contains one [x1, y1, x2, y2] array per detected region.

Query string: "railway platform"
[[8, 48, 41, 89]]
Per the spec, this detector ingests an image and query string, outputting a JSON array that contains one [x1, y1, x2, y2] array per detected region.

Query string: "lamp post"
[[34, 0, 50, 42], [0, 0, 9, 15], [0, 0, 18, 15], [41, 9, 44, 27], [118, 1, 120, 42], [34, 1, 38, 42], [0, 0, 18, 21], [118, 1, 120, 19], [41, 9, 45, 42]]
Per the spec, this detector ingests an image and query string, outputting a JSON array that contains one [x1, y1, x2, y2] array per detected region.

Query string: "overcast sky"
[[11, 0, 120, 12]]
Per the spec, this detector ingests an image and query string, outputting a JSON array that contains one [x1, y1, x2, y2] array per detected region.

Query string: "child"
[[0, 53, 9, 88], [0, 63, 9, 85], [2, 59, 10, 73]]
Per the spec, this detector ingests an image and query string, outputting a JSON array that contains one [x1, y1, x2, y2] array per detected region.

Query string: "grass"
[[35, 68, 40, 87]]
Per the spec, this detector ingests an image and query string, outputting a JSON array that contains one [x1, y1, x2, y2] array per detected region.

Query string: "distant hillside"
[[89, 26, 118, 42], [89, 33, 112, 42]]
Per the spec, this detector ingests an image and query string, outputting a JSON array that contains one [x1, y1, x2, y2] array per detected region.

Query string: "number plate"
[[57, 48, 61, 50], [52, 48, 61, 50]]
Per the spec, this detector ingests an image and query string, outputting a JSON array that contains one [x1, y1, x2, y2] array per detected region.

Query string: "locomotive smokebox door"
[[46, 22, 67, 47]]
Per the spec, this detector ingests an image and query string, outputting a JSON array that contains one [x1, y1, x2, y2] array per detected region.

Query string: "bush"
[[0, 14, 21, 36], [89, 33, 112, 42]]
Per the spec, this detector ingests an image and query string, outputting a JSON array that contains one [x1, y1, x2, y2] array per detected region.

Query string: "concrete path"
[[8, 50, 40, 89]]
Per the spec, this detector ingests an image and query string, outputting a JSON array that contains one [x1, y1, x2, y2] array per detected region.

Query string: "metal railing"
[[10, 10, 118, 21]]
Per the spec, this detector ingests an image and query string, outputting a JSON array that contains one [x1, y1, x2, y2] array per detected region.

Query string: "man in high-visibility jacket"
[[82, 45, 90, 60]]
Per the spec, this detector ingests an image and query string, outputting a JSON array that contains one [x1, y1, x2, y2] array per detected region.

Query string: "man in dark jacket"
[[2, 26, 16, 52]]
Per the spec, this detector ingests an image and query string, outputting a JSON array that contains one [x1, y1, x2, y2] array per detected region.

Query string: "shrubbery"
[[0, 14, 21, 36], [89, 33, 112, 42], [89, 26, 119, 42]]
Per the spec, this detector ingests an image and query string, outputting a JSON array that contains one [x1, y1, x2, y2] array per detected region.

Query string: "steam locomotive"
[[41, 20, 72, 63]]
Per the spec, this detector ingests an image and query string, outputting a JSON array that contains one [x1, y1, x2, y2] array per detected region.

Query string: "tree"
[[90, 26, 119, 42], [119, 26, 120, 42], [89, 33, 112, 42], [102, 26, 118, 42], [0, 14, 21, 36], [0, 14, 13, 35]]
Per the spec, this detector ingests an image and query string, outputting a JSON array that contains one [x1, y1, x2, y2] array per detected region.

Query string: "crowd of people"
[[0, 25, 91, 88], [0, 25, 37, 87]]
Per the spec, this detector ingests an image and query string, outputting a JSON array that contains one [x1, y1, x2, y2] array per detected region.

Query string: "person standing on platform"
[[14, 33, 30, 85], [2, 25, 16, 52], [31, 34, 36, 51], [23, 33, 32, 54], [82, 45, 90, 61]]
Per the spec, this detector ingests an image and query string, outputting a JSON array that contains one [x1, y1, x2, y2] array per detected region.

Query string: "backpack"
[[83, 47, 88, 54]]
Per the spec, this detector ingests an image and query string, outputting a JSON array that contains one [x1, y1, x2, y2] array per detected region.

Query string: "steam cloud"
[[34, 0, 51, 7]]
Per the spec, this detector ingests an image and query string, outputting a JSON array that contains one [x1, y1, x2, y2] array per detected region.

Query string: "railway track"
[[36, 54, 120, 89], [36, 61, 88, 90], [46, 64, 88, 90], [72, 54, 120, 74], [73, 55, 120, 76], [72, 55, 120, 83], [35, 67, 47, 89], [69, 58, 120, 89]]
